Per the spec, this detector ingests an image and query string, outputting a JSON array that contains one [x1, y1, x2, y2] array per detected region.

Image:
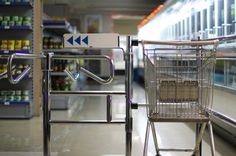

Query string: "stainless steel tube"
[[80, 66, 114, 84], [107, 95, 112, 122], [50, 120, 125, 124], [50, 90, 125, 96], [43, 53, 53, 156], [7, 53, 32, 84], [125, 36, 132, 156], [53, 54, 115, 84], [140, 40, 218, 46]]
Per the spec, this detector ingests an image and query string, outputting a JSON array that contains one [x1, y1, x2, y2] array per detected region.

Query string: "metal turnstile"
[[1, 34, 134, 156]]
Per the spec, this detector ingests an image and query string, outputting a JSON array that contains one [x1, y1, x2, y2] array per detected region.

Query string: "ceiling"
[[43, 0, 166, 18]]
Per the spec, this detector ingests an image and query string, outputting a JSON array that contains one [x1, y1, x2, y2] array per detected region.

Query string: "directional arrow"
[[75, 36, 81, 45], [67, 36, 73, 45], [82, 36, 88, 45]]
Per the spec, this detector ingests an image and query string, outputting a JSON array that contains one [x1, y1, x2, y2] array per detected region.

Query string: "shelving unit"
[[0, 1, 32, 6], [43, 19, 79, 110], [0, 0, 42, 118]]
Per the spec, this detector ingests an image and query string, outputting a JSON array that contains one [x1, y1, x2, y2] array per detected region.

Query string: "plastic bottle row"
[[51, 77, 73, 91], [43, 37, 63, 49], [52, 60, 75, 72], [0, 90, 30, 102], [0, 16, 32, 27]]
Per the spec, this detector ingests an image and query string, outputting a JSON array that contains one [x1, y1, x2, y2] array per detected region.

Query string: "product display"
[[52, 59, 74, 72], [0, 40, 30, 50], [0, 16, 32, 27], [51, 77, 72, 91], [43, 37, 63, 49], [0, 89, 30, 102], [0, 63, 30, 76], [0, 0, 31, 3], [0, 0, 37, 118]]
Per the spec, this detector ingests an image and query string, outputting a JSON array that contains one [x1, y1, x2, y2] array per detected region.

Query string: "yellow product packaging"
[[1, 40, 8, 50], [8, 40, 15, 50], [22, 40, 30, 49], [15, 40, 22, 50]]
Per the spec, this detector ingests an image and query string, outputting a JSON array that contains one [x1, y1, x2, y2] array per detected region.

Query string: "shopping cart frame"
[[132, 40, 218, 156], [1, 36, 134, 156]]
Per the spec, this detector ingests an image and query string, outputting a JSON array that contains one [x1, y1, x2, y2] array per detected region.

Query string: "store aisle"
[[0, 77, 235, 156]]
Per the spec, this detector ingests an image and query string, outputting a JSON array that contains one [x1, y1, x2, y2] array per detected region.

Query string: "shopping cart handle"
[[7, 53, 32, 84]]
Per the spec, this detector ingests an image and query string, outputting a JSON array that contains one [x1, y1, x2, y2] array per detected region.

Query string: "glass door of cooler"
[[175, 23, 178, 40], [226, 0, 236, 35], [203, 8, 208, 39], [216, 0, 224, 36], [208, 0, 215, 38], [172, 24, 175, 40], [186, 17, 190, 40], [196, 11, 202, 39], [191, 13, 196, 39]]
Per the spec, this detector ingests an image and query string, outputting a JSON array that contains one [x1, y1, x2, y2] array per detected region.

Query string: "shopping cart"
[[141, 40, 218, 156]]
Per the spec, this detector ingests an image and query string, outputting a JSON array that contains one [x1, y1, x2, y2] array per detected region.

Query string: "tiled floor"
[[0, 77, 235, 156]]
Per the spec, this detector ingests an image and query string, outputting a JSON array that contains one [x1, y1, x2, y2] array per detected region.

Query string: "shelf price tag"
[[4, 102, 10, 105], [63, 33, 119, 49], [5, 2, 10, 5], [3, 50, 9, 54], [4, 26, 10, 29]]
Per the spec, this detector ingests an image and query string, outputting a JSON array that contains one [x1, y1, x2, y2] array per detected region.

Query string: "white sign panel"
[[63, 33, 119, 48]]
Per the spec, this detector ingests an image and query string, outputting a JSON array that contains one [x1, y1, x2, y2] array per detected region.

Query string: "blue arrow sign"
[[82, 36, 88, 45], [67, 36, 73, 45], [75, 36, 81, 45]]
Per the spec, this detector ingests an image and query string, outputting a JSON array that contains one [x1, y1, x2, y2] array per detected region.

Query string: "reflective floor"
[[0, 77, 235, 156]]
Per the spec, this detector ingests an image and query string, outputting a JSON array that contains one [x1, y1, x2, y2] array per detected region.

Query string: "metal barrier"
[[2, 35, 133, 156]]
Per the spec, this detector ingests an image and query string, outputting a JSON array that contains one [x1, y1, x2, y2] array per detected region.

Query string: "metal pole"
[[208, 121, 216, 156], [106, 95, 112, 122], [125, 36, 132, 156], [196, 123, 202, 156], [43, 53, 53, 156]]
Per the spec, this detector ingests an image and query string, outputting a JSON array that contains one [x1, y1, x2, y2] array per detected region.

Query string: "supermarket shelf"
[[0, 101, 30, 105], [0, 26, 32, 30], [43, 20, 74, 36], [0, 50, 31, 54], [0, 1, 32, 6]]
